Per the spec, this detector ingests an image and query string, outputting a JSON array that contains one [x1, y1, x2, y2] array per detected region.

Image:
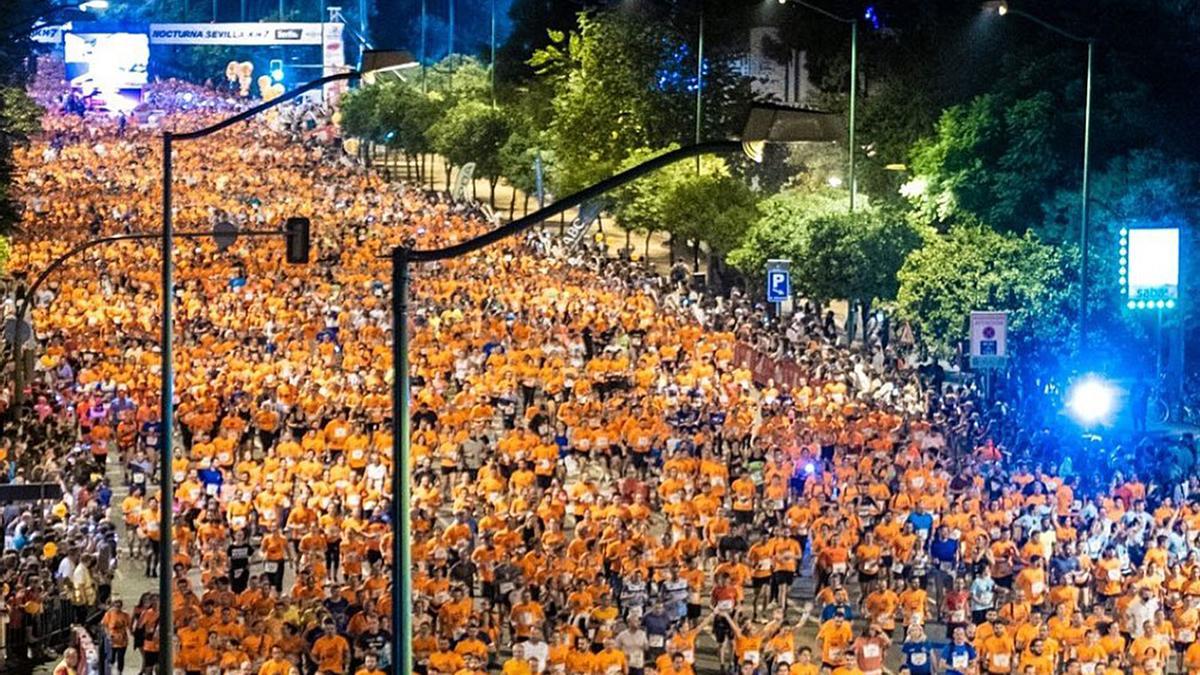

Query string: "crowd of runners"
[[7, 72, 1200, 675]]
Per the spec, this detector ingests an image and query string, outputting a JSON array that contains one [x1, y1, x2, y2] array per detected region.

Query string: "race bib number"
[[205, 483, 219, 496], [758, 560, 773, 571], [1108, 568, 1121, 581], [992, 654, 1010, 669], [778, 651, 795, 665], [832, 563, 848, 575], [265, 561, 280, 573], [133, 473, 146, 484], [649, 635, 664, 649], [744, 650, 760, 665], [1081, 663, 1096, 675], [863, 644, 881, 659], [1030, 581, 1044, 596], [717, 600, 734, 612], [952, 653, 969, 669], [950, 610, 966, 623], [629, 652, 644, 669], [911, 653, 927, 666], [1180, 629, 1196, 642]]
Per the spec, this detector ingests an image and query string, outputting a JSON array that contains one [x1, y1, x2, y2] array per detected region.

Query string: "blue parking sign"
[[766, 269, 791, 303]]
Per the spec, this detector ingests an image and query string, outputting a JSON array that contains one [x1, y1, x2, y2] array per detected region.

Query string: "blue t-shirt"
[[902, 641, 936, 675], [908, 511, 935, 537], [931, 537, 959, 564], [940, 643, 977, 675]]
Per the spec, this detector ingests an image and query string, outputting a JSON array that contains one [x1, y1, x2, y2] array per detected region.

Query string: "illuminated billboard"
[[64, 31, 149, 109], [1121, 226, 1180, 310]]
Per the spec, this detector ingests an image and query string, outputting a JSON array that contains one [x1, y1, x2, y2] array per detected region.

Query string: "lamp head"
[[741, 103, 843, 144], [981, 1, 1008, 15]]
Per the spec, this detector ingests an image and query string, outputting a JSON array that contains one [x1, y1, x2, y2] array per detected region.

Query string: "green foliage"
[[0, 88, 43, 137], [338, 84, 385, 142], [904, 93, 1059, 233], [726, 189, 850, 276], [498, 115, 552, 196], [426, 100, 511, 183], [610, 146, 727, 239], [376, 82, 439, 155], [896, 223, 1073, 359], [658, 173, 759, 257], [425, 55, 492, 109], [530, 9, 751, 195], [728, 190, 921, 305], [0, 0, 51, 237]]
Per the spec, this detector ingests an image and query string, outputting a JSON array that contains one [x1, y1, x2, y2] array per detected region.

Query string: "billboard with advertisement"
[[148, 23, 334, 46], [1123, 226, 1180, 309]]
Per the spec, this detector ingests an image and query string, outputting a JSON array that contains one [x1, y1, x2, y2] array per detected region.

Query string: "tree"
[[659, 172, 758, 281], [896, 222, 1073, 360], [375, 81, 439, 182], [903, 93, 1060, 233], [498, 115, 554, 217], [339, 83, 385, 142], [726, 189, 851, 277], [0, 0, 51, 246], [728, 189, 921, 312], [426, 100, 511, 205], [530, 9, 751, 195], [610, 145, 728, 260], [425, 55, 492, 107]]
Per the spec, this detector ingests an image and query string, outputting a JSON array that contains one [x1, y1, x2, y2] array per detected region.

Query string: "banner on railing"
[[732, 342, 808, 391]]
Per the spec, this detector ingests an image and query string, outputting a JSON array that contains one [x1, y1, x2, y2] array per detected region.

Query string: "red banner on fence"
[[732, 342, 809, 391]]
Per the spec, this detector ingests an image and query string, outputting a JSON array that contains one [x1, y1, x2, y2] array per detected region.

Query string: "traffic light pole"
[[154, 71, 353, 672], [9, 228, 288, 407]]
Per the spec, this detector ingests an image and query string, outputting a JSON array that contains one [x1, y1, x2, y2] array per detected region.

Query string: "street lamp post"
[[158, 70, 359, 675], [776, 0, 858, 211], [695, 3, 704, 175], [447, 0, 455, 57], [388, 103, 839, 674], [490, 0, 496, 106], [420, 0, 428, 92], [986, 0, 1094, 349]]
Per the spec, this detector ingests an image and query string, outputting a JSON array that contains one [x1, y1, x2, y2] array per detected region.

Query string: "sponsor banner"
[[321, 23, 347, 103], [149, 22, 335, 46], [33, 23, 70, 44]]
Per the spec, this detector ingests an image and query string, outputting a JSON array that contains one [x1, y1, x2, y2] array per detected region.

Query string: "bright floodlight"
[[79, 0, 110, 9], [1066, 375, 1117, 426], [980, 1, 1008, 15]]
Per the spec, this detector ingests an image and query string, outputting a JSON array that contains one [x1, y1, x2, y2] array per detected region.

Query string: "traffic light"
[[285, 217, 310, 264]]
